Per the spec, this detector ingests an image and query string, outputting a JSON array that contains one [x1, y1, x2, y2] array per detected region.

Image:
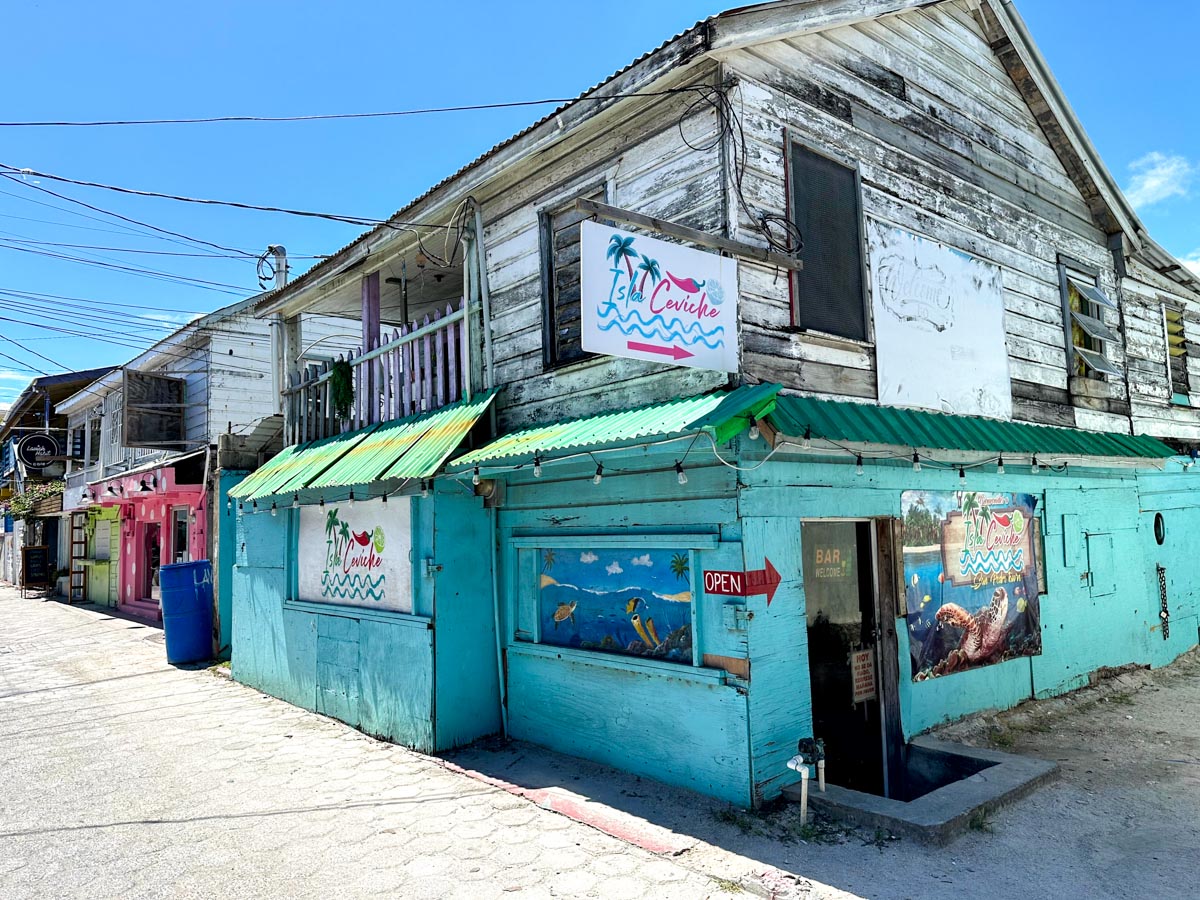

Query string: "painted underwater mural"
[[902, 490, 1042, 681], [538, 547, 694, 663]]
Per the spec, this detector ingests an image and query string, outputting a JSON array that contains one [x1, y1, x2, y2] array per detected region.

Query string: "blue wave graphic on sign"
[[321, 571, 387, 602], [596, 306, 726, 348], [958, 548, 1025, 575]]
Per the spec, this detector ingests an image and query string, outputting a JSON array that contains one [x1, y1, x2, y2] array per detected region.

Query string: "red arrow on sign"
[[703, 558, 783, 605], [627, 340, 694, 361]]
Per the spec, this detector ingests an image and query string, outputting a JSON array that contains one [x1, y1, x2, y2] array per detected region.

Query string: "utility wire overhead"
[[1, 163, 447, 229], [0, 88, 709, 127], [0, 171, 257, 256]]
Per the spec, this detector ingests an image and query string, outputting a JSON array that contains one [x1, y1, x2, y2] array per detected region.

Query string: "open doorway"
[[802, 520, 903, 797]]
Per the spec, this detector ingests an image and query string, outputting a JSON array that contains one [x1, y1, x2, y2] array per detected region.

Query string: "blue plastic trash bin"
[[160, 560, 214, 665]]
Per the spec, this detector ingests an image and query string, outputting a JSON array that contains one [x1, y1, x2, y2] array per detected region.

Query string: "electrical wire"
[[0, 235, 278, 259], [0, 87, 724, 128], [0, 172, 254, 256], [0, 240, 247, 294], [2, 163, 458, 230]]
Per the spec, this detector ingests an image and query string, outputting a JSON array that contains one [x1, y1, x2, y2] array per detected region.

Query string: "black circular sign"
[[16, 433, 61, 470], [1154, 512, 1166, 546]]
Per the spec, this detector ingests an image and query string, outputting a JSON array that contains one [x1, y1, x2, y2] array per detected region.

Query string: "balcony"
[[284, 300, 469, 444]]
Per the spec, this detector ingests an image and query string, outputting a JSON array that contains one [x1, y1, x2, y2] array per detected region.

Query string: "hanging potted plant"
[[330, 359, 355, 421]]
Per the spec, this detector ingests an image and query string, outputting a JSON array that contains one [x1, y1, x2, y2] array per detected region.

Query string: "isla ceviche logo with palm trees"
[[901, 490, 1041, 680], [297, 501, 414, 613], [580, 220, 738, 373]]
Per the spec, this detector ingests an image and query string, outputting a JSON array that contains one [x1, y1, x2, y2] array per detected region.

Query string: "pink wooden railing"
[[284, 301, 468, 445]]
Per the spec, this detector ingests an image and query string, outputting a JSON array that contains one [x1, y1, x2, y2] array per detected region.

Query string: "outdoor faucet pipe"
[[787, 754, 810, 824]]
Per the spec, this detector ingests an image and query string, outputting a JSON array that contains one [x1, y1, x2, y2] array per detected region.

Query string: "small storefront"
[[78, 506, 121, 607], [92, 455, 207, 621], [446, 386, 1194, 807], [228, 395, 500, 752]]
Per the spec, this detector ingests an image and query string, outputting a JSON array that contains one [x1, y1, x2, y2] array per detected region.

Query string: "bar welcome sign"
[[580, 220, 738, 373]]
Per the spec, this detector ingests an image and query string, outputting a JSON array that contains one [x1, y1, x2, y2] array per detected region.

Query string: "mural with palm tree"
[[542, 548, 556, 574], [669, 553, 690, 581]]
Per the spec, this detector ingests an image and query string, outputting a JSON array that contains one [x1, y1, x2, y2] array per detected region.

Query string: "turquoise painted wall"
[[230, 486, 499, 752], [738, 449, 1200, 746], [214, 470, 246, 659], [497, 453, 755, 806]]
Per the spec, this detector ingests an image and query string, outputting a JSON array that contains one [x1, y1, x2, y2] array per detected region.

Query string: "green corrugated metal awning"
[[768, 395, 1175, 461], [229, 392, 496, 501], [450, 383, 781, 469]]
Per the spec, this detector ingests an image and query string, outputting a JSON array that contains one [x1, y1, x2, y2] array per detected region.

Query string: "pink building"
[[92, 460, 207, 622]]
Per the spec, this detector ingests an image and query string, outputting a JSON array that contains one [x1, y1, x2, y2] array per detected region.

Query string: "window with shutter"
[[1058, 258, 1122, 381], [541, 187, 606, 369], [1163, 304, 1190, 402], [789, 143, 867, 342]]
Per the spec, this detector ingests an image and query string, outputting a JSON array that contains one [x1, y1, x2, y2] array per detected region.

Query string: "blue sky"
[[0, 0, 1196, 404]]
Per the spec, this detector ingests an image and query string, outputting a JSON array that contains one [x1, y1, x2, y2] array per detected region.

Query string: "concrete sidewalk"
[[4, 586, 1198, 899], [0, 589, 818, 899]]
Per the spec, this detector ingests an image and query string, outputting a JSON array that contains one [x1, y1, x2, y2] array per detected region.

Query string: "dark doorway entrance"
[[802, 521, 885, 796]]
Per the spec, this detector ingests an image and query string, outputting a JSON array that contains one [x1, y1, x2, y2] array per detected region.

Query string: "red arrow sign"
[[627, 340, 694, 361], [703, 558, 782, 605]]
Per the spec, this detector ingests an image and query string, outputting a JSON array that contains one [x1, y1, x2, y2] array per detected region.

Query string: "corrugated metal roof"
[[310, 391, 496, 490], [768, 396, 1176, 460], [450, 384, 781, 468], [228, 393, 495, 501]]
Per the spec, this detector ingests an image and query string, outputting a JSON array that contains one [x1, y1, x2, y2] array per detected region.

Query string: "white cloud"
[[1182, 250, 1200, 277], [630, 554, 653, 567], [606, 561, 624, 576], [579, 551, 598, 564], [1125, 152, 1194, 209], [0, 371, 32, 382]]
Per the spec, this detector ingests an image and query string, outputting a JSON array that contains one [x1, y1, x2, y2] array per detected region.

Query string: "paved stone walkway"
[[0, 589, 757, 899]]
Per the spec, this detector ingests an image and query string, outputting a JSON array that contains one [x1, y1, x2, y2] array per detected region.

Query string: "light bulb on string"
[[348, 489, 356, 508], [270, 502, 278, 518], [959, 465, 966, 483], [421, 480, 429, 498], [675, 461, 688, 486], [748, 416, 760, 441], [533, 455, 543, 478], [912, 452, 921, 473], [855, 455, 864, 476], [381, 490, 388, 504], [997, 455, 1006, 476], [292, 494, 300, 509], [1031, 455, 1040, 474], [593, 463, 604, 485], [802, 427, 812, 450], [319, 496, 325, 509], [472, 466, 481, 486]]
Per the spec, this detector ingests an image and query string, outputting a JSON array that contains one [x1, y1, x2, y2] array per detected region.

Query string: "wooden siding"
[[479, 67, 730, 430], [720, 3, 1129, 428]]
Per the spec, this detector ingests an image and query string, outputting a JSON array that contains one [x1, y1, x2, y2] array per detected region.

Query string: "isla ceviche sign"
[[580, 220, 738, 373], [298, 499, 413, 613], [902, 490, 1041, 680]]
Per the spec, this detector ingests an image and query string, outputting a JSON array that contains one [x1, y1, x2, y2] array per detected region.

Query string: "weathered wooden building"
[[58, 294, 356, 654], [229, 0, 1200, 806]]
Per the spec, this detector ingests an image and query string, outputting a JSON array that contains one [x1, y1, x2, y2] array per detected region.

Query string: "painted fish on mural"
[[902, 490, 1041, 681], [538, 547, 693, 663]]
